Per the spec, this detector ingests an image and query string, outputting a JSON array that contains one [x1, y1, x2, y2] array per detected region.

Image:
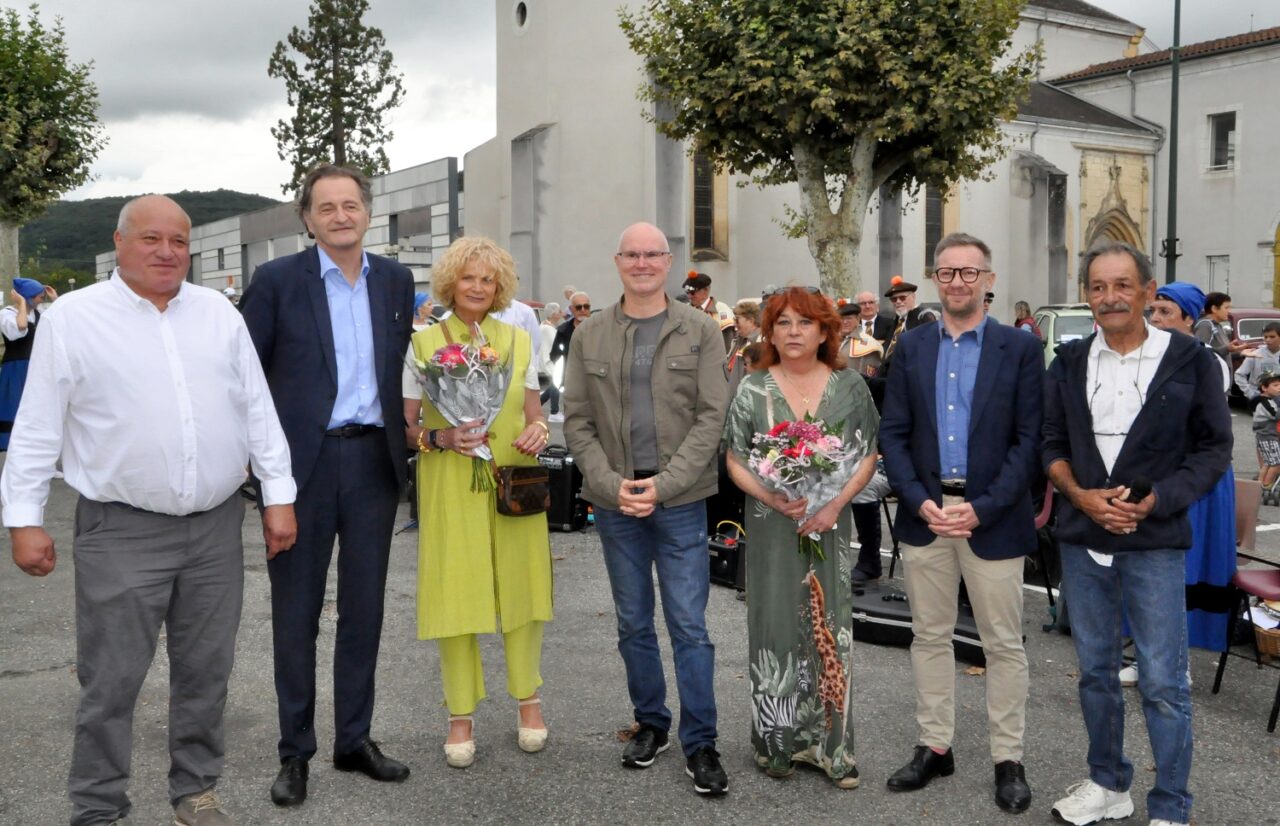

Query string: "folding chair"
[[1210, 478, 1280, 731]]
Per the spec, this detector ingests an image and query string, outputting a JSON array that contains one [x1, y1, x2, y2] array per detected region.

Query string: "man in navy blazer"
[[880, 233, 1043, 814], [240, 165, 414, 808]]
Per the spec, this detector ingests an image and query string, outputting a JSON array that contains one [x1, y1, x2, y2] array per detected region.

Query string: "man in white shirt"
[[1043, 241, 1231, 826], [2, 194, 298, 826], [538, 302, 564, 420]]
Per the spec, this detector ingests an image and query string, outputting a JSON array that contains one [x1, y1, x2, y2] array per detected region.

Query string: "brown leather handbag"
[[493, 461, 550, 517]]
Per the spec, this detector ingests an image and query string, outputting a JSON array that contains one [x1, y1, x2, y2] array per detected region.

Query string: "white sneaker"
[[1148, 820, 1189, 826], [1051, 779, 1135, 825], [1117, 663, 1192, 689], [547, 413, 564, 423]]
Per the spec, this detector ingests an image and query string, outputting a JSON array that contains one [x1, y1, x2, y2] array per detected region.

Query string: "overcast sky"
[[19, 0, 1280, 201]]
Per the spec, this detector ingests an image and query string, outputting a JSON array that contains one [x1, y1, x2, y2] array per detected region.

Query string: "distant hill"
[[19, 189, 282, 275]]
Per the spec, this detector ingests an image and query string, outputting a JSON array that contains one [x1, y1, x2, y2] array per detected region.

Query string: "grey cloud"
[[29, 0, 494, 122]]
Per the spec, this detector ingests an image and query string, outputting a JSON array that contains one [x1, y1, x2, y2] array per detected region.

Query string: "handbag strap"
[[765, 375, 776, 429]]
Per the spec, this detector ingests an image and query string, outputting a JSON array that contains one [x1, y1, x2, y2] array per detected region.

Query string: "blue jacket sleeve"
[[879, 336, 931, 517]]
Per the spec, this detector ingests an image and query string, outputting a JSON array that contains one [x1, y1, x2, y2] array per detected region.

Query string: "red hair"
[[757, 287, 847, 371]]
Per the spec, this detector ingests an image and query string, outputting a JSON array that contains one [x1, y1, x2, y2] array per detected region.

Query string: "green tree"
[[0, 4, 105, 284], [268, 0, 405, 195], [620, 0, 1038, 297]]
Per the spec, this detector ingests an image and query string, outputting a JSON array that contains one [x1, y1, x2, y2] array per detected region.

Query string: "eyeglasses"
[[572, 303, 590, 311], [615, 250, 671, 263], [888, 294, 912, 303], [857, 299, 878, 305], [683, 285, 703, 294], [932, 267, 988, 284]]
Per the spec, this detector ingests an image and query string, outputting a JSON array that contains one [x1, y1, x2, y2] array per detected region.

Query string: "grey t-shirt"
[[628, 311, 667, 472]]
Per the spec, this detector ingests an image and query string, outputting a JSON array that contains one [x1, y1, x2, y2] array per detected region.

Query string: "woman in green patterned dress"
[[722, 287, 879, 789]]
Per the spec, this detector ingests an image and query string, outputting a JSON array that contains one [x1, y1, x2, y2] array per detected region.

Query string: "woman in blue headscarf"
[[0, 278, 55, 450], [1117, 282, 1237, 686]]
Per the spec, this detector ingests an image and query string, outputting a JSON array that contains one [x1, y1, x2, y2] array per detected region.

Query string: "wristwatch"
[[427, 429, 441, 450]]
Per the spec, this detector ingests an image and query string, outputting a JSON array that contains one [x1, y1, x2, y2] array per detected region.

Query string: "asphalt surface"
[[2, 409, 1278, 825]]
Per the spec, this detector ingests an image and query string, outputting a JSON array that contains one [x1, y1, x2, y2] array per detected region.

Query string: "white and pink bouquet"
[[406, 328, 512, 491], [747, 416, 866, 561]]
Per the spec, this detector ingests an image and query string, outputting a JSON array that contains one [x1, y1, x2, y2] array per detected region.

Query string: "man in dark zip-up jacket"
[[1043, 241, 1231, 826]]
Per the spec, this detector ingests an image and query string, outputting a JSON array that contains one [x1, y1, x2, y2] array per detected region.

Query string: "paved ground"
[[2, 408, 1279, 825]]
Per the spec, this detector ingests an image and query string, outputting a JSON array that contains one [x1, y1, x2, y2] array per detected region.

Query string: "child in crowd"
[[1253, 370, 1280, 501]]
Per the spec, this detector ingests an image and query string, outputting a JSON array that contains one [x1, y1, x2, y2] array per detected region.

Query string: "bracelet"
[[531, 419, 549, 434], [416, 429, 429, 454]]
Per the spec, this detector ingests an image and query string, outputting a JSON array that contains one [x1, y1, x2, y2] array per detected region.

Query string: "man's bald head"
[[117, 194, 191, 236]]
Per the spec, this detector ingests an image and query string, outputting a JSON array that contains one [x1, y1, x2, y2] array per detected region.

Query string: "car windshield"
[[1055, 315, 1095, 343], [1237, 318, 1276, 340]]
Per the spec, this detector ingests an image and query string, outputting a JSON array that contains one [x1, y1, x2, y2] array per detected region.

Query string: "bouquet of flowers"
[[405, 327, 512, 491], [747, 416, 866, 561]]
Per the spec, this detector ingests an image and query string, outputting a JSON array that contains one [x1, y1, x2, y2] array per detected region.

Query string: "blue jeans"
[[1060, 542, 1192, 824], [595, 500, 718, 755]]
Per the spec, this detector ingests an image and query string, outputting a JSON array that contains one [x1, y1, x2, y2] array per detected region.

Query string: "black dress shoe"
[[994, 760, 1032, 813], [333, 739, 410, 782], [270, 757, 308, 807], [886, 746, 955, 791]]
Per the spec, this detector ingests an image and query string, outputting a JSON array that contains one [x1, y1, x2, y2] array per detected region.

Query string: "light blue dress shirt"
[[318, 246, 382, 428], [935, 317, 987, 480]]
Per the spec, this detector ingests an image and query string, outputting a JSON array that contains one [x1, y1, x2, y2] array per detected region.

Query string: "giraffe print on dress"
[[805, 570, 846, 731]]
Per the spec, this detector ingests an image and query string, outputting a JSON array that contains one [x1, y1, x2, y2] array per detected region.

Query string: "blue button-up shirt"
[[935, 317, 987, 479], [318, 247, 382, 428]]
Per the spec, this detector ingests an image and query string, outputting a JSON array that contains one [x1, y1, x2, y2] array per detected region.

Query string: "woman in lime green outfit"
[[401, 236, 554, 768]]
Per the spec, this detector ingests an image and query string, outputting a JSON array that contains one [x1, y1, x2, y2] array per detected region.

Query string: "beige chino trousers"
[[900, 496, 1029, 762]]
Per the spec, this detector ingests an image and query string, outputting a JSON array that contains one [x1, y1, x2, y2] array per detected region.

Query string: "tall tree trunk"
[[0, 221, 19, 291], [793, 140, 876, 299]]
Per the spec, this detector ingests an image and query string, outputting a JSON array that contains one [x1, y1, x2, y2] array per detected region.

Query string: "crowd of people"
[[0, 162, 1245, 826]]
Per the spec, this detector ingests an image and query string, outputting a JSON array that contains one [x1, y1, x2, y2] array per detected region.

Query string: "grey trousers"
[[68, 494, 244, 826]]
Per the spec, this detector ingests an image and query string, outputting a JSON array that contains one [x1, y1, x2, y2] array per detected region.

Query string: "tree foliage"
[[268, 0, 405, 195], [0, 4, 104, 225], [620, 0, 1038, 296]]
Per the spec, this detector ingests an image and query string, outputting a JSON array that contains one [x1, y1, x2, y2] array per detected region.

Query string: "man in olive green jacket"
[[563, 222, 730, 796]]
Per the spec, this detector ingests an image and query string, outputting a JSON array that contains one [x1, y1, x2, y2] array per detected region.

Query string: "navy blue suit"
[[240, 245, 414, 760], [880, 319, 1043, 559]]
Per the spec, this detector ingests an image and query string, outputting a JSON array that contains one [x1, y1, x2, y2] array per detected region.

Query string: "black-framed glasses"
[[572, 303, 591, 311], [615, 250, 671, 262], [932, 267, 988, 284], [888, 294, 912, 303], [683, 285, 702, 294]]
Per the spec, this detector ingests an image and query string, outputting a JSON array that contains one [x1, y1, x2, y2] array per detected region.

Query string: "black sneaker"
[[685, 746, 728, 795], [621, 725, 669, 768]]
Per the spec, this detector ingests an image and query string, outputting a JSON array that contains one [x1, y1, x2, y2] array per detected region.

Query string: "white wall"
[[1064, 46, 1280, 306]]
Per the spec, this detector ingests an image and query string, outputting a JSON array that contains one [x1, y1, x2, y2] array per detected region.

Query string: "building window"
[[1206, 254, 1230, 292], [217, 248, 225, 270], [689, 151, 728, 261], [924, 185, 943, 269], [1208, 112, 1236, 171]]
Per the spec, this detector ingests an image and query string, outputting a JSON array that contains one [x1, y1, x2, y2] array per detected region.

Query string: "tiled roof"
[[1017, 82, 1155, 134], [1055, 25, 1280, 82], [1028, 0, 1134, 27]]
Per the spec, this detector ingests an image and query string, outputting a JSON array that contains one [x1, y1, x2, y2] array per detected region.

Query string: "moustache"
[[1097, 302, 1132, 314]]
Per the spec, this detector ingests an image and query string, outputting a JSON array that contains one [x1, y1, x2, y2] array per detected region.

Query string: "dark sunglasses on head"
[[762, 286, 822, 301]]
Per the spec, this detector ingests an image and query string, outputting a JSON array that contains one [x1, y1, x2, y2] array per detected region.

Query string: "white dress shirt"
[[1086, 323, 1170, 476], [1, 273, 296, 527]]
